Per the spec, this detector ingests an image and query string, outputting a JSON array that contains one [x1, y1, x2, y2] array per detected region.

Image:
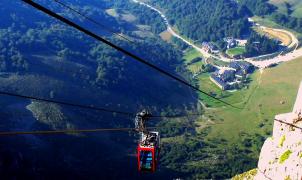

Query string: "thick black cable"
[[21, 0, 240, 109], [52, 0, 134, 43]]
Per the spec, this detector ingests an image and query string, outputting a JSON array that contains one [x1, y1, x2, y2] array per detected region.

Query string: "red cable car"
[[135, 110, 160, 172], [137, 131, 160, 172]]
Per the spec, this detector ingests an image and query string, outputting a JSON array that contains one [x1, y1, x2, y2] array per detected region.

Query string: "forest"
[[0, 0, 199, 179], [244, 31, 280, 57], [149, 0, 251, 44], [238, 0, 276, 16]]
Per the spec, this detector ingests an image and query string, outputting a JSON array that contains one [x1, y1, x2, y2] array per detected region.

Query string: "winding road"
[[132, 0, 212, 59], [132, 0, 302, 69]]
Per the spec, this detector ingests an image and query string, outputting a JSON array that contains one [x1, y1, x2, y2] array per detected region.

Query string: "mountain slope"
[[0, 0, 199, 179]]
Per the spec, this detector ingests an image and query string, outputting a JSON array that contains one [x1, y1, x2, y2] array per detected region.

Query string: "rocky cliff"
[[255, 81, 302, 179]]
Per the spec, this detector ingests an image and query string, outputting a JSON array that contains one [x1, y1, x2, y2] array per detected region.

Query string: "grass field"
[[207, 57, 230, 67], [226, 46, 246, 56], [183, 48, 204, 73], [184, 48, 203, 63]]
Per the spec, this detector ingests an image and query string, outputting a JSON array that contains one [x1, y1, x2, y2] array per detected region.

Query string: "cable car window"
[[140, 151, 153, 170]]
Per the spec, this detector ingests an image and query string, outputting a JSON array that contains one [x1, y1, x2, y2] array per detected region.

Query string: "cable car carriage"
[[137, 131, 160, 172], [135, 110, 160, 172]]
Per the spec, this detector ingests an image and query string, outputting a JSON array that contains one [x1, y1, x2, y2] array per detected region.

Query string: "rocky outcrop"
[[255, 82, 302, 180]]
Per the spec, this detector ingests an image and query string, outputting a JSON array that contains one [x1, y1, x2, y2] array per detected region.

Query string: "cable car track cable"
[[2, 119, 299, 137], [0, 123, 225, 136], [21, 0, 241, 109]]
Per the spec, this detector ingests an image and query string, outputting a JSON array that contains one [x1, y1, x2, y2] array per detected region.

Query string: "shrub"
[[279, 150, 292, 164]]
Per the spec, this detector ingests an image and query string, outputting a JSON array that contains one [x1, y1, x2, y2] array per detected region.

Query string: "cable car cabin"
[[137, 131, 160, 172]]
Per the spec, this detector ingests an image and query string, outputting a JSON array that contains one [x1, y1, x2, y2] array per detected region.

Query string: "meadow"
[[226, 46, 246, 56]]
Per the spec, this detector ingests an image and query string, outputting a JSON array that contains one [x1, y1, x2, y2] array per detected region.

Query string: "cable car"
[[137, 131, 160, 172], [135, 110, 160, 172]]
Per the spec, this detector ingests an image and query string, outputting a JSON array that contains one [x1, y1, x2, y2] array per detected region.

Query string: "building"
[[202, 42, 219, 54], [210, 61, 255, 90], [235, 70, 245, 79], [224, 37, 237, 49], [219, 69, 236, 82], [210, 69, 235, 90], [236, 39, 248, 46], [229, 61, 254, 74], [210, 74, 229, 90]]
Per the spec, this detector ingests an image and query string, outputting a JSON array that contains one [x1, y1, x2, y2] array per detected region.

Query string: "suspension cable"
[[274, 118, 302, 131], [0, 122, 226, 136], [21, 0, 240, 109]]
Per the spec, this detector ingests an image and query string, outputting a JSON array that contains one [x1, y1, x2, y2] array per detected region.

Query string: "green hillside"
[[270, 0, 302, 18]]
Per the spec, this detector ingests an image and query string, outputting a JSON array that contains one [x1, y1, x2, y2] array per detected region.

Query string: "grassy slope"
[[269, 0, 302, 18], [183, 48, 204, 73], [183, 48, 203, 64]]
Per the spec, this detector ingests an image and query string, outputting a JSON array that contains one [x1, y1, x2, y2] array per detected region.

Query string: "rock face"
[[255, 82, 302, 180]]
